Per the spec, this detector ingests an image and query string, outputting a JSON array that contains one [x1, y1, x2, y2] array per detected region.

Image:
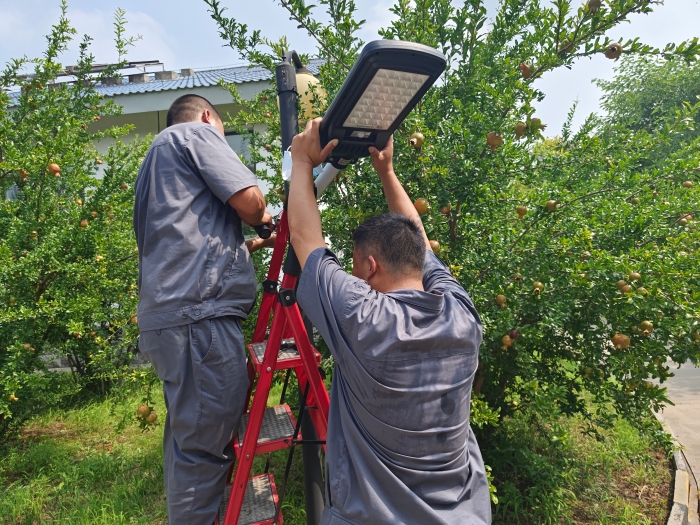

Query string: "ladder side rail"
[[294, 365, 328, 454], [252, 213, 290, 343], [223, 305, 288, 525], [285, 305, 330, 442]]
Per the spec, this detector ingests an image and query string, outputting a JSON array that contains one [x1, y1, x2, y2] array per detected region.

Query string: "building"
[[90, 59, 323, 167]]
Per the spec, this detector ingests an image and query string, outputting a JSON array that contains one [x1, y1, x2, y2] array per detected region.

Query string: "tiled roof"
[[6, 59, 324, 102]]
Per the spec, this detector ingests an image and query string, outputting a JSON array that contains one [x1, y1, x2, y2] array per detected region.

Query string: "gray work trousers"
[[139, 316, 250, 525]]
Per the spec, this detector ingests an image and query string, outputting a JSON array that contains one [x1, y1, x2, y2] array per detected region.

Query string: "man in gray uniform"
[[287, 119, 492, 525], [133, 94, 273, 525]]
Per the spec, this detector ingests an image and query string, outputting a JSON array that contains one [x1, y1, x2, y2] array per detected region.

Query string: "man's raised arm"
[[369, 137, 432, 251], [288, 119, 338, 269]]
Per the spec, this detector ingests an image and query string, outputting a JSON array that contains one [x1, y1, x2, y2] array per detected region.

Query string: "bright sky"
[[1, 0, 699, 134]]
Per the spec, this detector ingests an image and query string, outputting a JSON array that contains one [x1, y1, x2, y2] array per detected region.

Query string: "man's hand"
[[246, 232, 277, 254], [368, 135, 394, 177], [255, 209, 274, 229], [291, 118, 338, 170], [288, 118, 337, 269]]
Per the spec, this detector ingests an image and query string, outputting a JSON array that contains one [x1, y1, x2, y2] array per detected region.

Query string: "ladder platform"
[[219, 474, 282, 525], [248, 338, 322, 372], [234, 405, 297, 457]]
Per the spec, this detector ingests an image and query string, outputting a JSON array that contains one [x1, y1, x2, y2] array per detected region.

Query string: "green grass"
[[490, 415, 672, 525], [0, 379, 672, 525], [0, 379, 310, 525], [0, 390, 167, 525]]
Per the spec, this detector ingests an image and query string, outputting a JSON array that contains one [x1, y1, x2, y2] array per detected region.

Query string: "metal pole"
[[275, 50, 325, 525]]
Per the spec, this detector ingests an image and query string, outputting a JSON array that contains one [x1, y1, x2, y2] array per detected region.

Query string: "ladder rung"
[[220, 474, 280, 525], [247, 338, 321, 371], [235, 405, 297, 457]]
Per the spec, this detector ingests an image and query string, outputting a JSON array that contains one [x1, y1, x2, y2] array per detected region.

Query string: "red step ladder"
[[218, 210, 331, 525]]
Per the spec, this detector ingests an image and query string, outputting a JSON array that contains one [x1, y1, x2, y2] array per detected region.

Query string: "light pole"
[[275, 49, 326, 525]]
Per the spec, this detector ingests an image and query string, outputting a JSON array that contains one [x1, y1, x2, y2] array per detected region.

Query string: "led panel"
[[342, 69, 429, 130]]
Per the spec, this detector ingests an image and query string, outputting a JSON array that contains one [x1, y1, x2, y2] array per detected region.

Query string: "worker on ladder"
[[287, 118, 492, 524], [133, 94, 275, 525]]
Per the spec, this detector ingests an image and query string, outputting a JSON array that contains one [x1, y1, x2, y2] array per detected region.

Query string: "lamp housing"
[[319, 40, 446, 168]]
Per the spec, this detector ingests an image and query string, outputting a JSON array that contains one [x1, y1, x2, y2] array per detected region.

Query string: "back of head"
[[353, 213, 426, 278], [166, 94, 221, 127]]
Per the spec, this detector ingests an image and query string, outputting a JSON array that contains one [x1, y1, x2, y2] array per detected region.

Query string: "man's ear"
[[366, 255, 379, 282], [201, 109, 212, 124]]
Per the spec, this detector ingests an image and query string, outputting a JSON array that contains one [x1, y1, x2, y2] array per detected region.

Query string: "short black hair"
[[166, 94, 222, 127], [352, 213, 426, 276]]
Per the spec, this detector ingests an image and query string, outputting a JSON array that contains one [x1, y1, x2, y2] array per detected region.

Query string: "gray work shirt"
[[133, 122, 258, 331], [298, 248, 492, 525]]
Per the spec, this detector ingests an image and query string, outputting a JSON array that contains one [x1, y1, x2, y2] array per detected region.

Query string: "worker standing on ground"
[[287, 118, 492, 524], [133, 94, 274, 525]]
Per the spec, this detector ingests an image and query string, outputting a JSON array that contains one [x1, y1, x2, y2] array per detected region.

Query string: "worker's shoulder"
[[149, 122, 219, 149]]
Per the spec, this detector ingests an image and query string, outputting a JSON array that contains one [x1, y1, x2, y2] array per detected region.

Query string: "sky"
[[1, 0, 699, 134]]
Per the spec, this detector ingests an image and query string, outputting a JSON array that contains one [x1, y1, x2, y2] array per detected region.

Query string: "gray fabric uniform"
[[133, 122, 258, 525], [297, 247, 492, 525]]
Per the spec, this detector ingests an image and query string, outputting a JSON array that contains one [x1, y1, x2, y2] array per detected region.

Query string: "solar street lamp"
[[313, 40, 446, 193]]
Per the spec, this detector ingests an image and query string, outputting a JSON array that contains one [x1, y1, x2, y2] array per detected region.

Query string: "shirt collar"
[[385, 289, 444, 311]]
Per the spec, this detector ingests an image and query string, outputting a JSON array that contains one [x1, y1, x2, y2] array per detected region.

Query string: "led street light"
[[319, 40, 446, 169]]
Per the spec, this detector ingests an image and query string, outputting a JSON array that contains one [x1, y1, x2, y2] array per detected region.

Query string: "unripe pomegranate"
[[495, 294, 507, 308], [533, 281, 544, 294], [612, 333, 630, 349], [265, 144, 271, 151], [136, 405, 152, 419], [90, 211, 98, 218], [605, 42, 622, 59], [558, 39, 573, 54], [580, 251, 591, 261], [130, 315, 138, 325], [80, 219, 88, 229], [678, 218, 688, 226], [18, 169, 29, 181], [146, 412, 158, 423], [637, 287, 648, 296], [48, 163, 60, 175], [513, 272, 522, 282], [95, 157, 103, 165], [546, 200, 557, 212], [639, 320, 654, 334], [410, 132, 425, 148], [487, 132, 503, 151], [429, 240, 441, 254], [631, 197, 640, 205], [514, 122, 527, 139], [516, 205, 527, 218], [75, 198, 83, 206], [682, 180, 693, 188], [414, 198, 430, 215], [529, 117, 546, 130], [616, 279, 627, 291], [519, 62, 532, 79], [629, 272, 641, 281], [440, 204, 451, 215], [509, 329, 521, 340], [502, 335, 513, 348], [587, 0, 601, 14], [120, 182, 128, 190], [621, 284, 632, 294]]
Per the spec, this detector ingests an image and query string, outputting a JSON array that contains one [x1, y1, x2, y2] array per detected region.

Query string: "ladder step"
[[219, 474, 281, 525], [248, 338, 321, 371], [235, 405, 297, 456]]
